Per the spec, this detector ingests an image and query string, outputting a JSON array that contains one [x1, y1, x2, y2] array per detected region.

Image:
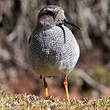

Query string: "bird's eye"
[[46, 10, 55, 16], [39, 10, 55, 17]]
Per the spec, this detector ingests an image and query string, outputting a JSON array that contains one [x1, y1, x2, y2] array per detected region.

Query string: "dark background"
[[0, 0, 110, 99]]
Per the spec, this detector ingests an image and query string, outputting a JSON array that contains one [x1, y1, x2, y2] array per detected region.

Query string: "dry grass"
[[0, 85, 110, 110]]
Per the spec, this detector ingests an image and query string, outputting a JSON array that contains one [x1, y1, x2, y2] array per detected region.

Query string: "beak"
[[64, 19, 80, 30]]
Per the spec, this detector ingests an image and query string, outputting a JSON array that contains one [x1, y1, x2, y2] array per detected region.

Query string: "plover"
[[27, 5, 80, 101]]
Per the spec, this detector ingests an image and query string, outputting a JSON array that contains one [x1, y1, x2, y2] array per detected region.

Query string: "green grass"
[[0, 85, 110, 110]]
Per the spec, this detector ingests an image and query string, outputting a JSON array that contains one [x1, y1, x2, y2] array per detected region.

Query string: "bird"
[[26, 5, 80, 101]]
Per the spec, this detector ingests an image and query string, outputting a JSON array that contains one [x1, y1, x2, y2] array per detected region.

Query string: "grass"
[[0, 85, 110, 110]]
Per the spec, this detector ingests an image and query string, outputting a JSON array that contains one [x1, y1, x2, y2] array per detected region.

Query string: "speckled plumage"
[[27, 5, 80, 77]]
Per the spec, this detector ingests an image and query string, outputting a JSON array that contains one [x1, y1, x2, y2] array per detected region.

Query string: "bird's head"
[[37, 5, 65, 28], [37, 5, 80, 30]]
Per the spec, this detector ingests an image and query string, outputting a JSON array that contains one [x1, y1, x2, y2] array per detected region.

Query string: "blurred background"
[[0, 0, 110, 99]]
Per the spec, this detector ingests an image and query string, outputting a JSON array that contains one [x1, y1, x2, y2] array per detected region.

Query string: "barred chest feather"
[[27, 25, 80, 76]]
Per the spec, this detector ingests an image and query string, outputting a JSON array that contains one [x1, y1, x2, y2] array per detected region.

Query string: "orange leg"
[[64, 76, 70, 101], [43, 78, 48, 97]]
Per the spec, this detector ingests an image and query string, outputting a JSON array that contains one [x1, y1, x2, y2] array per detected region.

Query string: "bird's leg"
[[64, 76, 69, 101], [40, 75, 42, 79], [43, 78, 48, 97]]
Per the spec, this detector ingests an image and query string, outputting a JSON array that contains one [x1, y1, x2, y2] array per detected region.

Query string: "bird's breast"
[[27, 25, 80, 76]]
